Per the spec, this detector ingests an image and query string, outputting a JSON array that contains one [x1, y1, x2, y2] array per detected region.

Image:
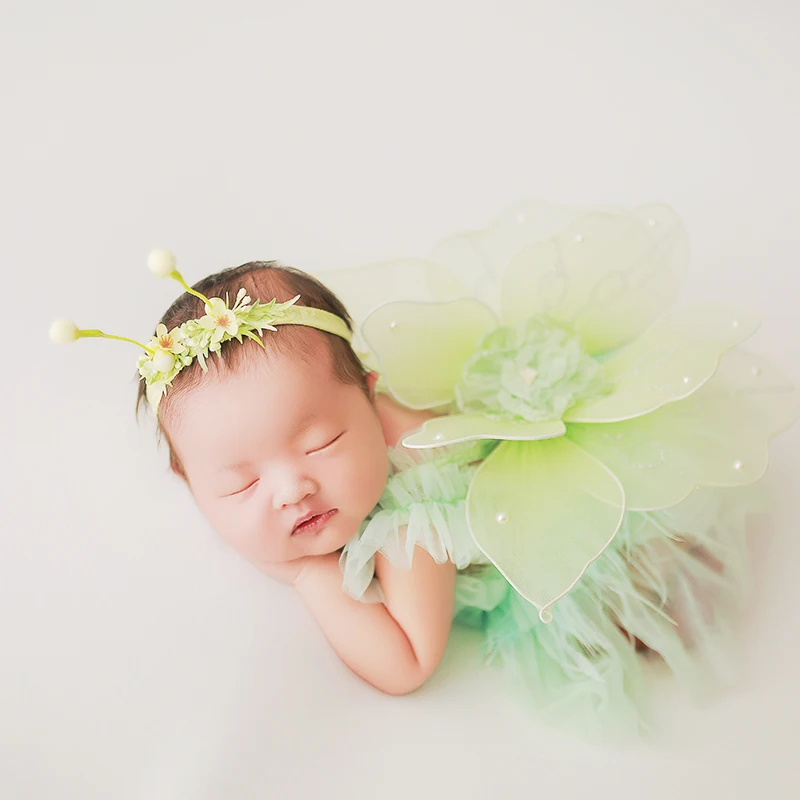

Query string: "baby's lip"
[[291, 509, 336, 534]]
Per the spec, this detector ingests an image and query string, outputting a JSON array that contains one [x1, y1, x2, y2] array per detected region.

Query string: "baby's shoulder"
[[373, 392, 440, 448]]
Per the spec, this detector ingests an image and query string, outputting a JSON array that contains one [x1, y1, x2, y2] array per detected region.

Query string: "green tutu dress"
[[319, 202, 798, 735]]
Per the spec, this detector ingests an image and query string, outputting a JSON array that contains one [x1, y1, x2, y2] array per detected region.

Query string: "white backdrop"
[[2, 1, 799, 798]]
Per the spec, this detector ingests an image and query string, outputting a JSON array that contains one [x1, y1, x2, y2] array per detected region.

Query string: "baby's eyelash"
[[224, 479, 258, 498], [309, 432, 344, 454]]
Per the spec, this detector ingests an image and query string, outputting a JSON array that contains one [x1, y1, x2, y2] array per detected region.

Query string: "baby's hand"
[[257, 556, 317, 586]]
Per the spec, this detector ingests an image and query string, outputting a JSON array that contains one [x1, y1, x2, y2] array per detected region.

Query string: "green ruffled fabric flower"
[[455, 317, 609, 423]]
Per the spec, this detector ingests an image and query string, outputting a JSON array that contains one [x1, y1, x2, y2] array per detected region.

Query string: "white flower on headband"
[[146, 324, 189, 374], [200, 298, 240, 342], [151, 324, 188, 356]]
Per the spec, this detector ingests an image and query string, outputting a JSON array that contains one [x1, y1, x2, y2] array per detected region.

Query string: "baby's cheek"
[[194, 494, 296, 565], [357, 445, 390, 508]]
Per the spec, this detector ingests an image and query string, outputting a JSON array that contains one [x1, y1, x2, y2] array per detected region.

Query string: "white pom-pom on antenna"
[[49, 319, 80, 344], [147, 249, 177, 278]]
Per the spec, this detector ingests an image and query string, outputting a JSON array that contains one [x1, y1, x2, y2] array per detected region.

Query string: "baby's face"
[[167, 350, 389, 568]]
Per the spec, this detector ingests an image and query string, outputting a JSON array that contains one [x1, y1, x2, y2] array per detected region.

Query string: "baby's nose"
[[272, 476, 318, 510]]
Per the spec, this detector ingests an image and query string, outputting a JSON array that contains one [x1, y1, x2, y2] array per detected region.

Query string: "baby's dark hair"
[[137, 260, 369, 477]]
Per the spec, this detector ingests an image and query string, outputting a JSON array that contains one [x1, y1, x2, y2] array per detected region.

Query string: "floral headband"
[[49, 250, 353, 413]]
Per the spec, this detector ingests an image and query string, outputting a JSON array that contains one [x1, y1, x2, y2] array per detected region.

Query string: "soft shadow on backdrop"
[[2, 1, 798, 798]]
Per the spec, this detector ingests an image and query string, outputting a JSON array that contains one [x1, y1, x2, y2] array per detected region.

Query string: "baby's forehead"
[[166, 337, 339, 429], [239, 344, 341, 404], [173, 369, 347, 466]]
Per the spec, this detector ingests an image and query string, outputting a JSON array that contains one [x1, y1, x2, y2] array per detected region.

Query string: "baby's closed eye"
[[222, 479, 259, 498], [306, 431, 344, 454]]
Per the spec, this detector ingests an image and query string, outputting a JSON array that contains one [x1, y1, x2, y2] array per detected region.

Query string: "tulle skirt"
[[340, 442, 757, 737], [453, 487, 754, 736]]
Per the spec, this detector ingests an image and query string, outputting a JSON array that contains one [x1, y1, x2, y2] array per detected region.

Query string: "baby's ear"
[[366, 371, 380, 399], [170, 458, 187, 482]]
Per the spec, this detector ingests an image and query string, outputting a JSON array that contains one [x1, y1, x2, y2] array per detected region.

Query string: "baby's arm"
[[295, 547, 455, 696], [294, 392, 454, 695]]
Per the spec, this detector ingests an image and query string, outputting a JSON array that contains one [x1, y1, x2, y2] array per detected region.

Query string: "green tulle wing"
[[563, 305, 760, 424], [402, 415, 565, 448], [566, 348, 800, 510], [315, 258, 471, 321], [318, 202, 687, 360], [500, 204, 688, 354], [466, 437, 625, 622], [362, 299, 498, 409], [427, 201, 592, 292], [314, 259, 472, 382]]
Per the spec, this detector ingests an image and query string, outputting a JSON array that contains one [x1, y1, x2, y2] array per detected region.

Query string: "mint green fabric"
[[340, 441, 751, 737], [339, 440, 495, 599]]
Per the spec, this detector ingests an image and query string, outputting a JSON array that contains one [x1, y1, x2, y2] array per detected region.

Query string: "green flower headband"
[[49, 250, 353, 413]]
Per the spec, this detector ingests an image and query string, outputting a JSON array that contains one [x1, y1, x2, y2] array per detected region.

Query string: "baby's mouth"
[[291, 509, 338, 536]]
